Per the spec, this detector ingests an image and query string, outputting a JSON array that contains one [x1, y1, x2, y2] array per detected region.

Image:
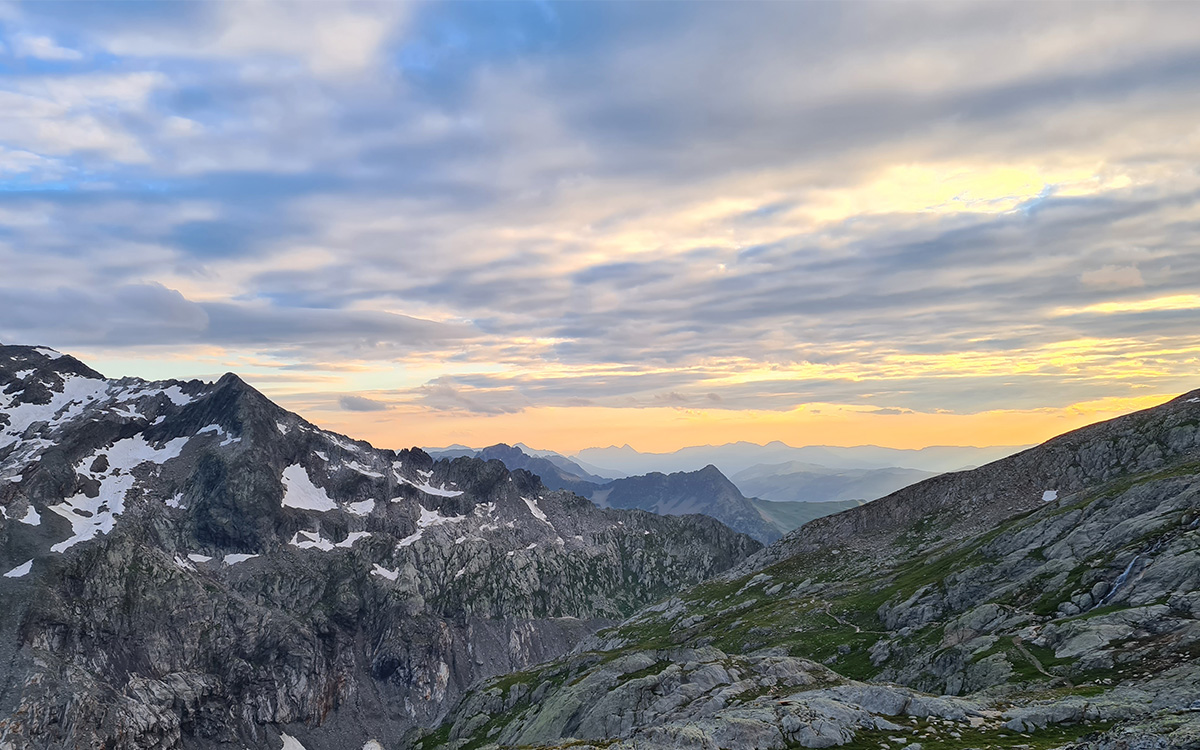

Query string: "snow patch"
[[522, 496, 551, 526], [325, 433, 360, 452], [1042, 490, 1058, 502], [315, 451, 329, 462], [396, 475, 463, 497], [347, 461, 383, 478], [371, 564, 399, 581], [396, 505, 468, 548], [290, 530, 335, 552], [50, 474, 135, 552], [280, 733, 307, 750], [347, 498, 375, 516], [337, 531, 371, 548], [50, 434, 191, 550], [197, 424, 240, 446], [3, 559, 33, 578], [276, 421, 291, 434], [173, 556, 195, 571], [223, 553, 258, 565], [397, 530, 423, 547], [1, 374, 109, 448], [187, 553, 212, 563], [281, 464, 337, 511], [18, 505, 40, 526], [34, 347, 62, 359], [161, 385, 194, 406]]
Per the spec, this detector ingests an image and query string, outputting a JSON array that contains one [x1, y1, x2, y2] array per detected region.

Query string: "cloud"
[[100, 1, 410, 77], [338, 394, 390, 412], [12, 34, 82, 60], [1080, 264, 1145, 289], [2, 1, 1200, 449], [0, 282, 472, 355]]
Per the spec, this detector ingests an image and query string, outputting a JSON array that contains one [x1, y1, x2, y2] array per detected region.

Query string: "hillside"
[[750, 496, 866, 533], [426, 390, 1200, 750]]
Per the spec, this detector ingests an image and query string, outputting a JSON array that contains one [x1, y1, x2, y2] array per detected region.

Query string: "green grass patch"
[[835, 718, 1112, 750]]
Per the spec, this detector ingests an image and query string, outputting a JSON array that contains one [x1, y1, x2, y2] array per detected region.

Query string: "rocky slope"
[[425, 390, 1200, 750], [0, 344, 761, 750]]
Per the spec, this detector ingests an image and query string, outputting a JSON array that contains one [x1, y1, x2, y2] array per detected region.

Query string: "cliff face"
[[0, 345, 761, 750]]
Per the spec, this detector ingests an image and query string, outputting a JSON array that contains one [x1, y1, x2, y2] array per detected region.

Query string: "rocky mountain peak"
[[0, 344, 762, 750]]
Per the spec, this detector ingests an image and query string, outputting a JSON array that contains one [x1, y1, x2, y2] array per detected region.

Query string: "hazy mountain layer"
[[575, 441, 1025, 477], [732, 461, 936, 504]]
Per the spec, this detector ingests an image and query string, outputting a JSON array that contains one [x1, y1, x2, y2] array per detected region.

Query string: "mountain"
[[732, 461, 936, 504], [428, 390, 1200, 750], [516, 443, 628, 480], [575, 441, 1026, 477], [423, 444, 476, 460], [433, 445, 782, 543], [477, 443, 607, 490], [585, 464, 782, 544], [749, 496, 866, 532], [0, 344, 761, 750]]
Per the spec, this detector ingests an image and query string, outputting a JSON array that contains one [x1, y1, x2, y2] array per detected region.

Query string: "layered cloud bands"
[[1, 1, 1199, 451]]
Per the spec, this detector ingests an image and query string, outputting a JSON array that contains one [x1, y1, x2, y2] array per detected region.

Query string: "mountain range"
[[429, 444, 939, 544], [571, 441, 1026, 477], [4, 343, 1199, 750], [0, 344, 759, 749]]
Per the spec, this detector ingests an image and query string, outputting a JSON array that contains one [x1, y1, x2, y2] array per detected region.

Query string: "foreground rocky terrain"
[[424, 390, 1200, 750], [0, 345, 760, 749]]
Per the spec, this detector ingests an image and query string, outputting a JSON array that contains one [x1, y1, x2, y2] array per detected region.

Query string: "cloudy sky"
[[2, 1, 1199, 453]]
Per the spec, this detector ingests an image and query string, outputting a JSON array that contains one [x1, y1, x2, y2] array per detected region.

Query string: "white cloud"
[[0, 73, 163, 162], [12, 34, 83, 61], [0, 146, 60, 176], [103, 1, 410, 78]]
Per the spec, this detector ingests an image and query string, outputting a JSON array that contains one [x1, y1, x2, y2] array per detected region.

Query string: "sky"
[[1, 1, 1199, 454]]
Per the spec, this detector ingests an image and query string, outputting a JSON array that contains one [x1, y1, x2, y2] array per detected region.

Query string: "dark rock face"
[[0, 345, 761, 749]]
